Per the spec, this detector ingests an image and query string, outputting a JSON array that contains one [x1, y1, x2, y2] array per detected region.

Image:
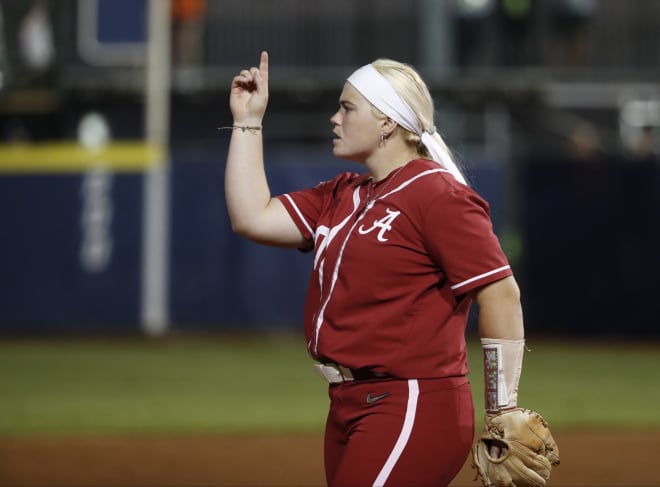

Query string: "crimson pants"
[[324, 376, 474, 487]]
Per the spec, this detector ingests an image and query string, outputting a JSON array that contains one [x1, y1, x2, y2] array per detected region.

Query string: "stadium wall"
[[1, 144, 656, 336]]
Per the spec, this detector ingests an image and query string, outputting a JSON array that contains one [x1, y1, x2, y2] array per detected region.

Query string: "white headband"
[[347, 64, 466, 185]]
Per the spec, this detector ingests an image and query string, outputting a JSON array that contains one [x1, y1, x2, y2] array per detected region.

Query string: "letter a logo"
[[358, 208, 401, 242]]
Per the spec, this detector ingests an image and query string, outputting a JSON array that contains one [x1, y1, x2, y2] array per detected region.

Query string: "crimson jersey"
[[277, 159, 512, 379]]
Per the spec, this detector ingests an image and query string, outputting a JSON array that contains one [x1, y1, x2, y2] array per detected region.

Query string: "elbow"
[[230, 220, 254, 239], [473, 276, 525, 339], [226, 209, 256, 238], [495, 278, 523, 314], [504, 277, 522, 304], [230, 218, 268, 243]]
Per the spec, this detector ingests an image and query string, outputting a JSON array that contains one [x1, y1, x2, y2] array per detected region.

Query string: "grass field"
[[0, 333, 658, 436]]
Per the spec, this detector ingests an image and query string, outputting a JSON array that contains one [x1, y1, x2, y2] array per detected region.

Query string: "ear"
[[380, 117, 398, 137]]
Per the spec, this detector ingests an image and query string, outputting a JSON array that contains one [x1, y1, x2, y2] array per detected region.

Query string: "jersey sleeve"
[[423, 188, 512, 296], [276, 172, 356, 251]]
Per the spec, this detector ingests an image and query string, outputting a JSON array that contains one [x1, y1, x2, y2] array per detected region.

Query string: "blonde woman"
[[225, 52, 529, 487]]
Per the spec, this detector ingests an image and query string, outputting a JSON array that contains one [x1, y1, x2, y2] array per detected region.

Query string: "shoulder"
[[405, 159, 461, 187], [399, 159, 491, 214], [314, 171, 368, 195], [401, 159, 477, 197], [278, 171, 367, 212]]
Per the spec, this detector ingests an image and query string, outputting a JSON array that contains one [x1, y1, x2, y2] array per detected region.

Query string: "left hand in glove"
[[472, 408, 560, 487]]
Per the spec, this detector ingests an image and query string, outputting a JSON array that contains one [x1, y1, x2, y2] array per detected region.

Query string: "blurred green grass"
[[0, 334, 658, 436]]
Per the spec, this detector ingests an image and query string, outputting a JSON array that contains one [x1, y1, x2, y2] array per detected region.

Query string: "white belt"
[[313, 363, 355, 383]]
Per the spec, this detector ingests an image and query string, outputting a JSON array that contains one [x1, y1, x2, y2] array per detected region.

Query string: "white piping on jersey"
[[377, 168, 449, 200], [312, 168, 450, 354], [372, 379, 420, 487], [312, 187, 363, 272], [312, 194, 365, 353], [450, 264, 511, 290], [282, 193, 314, 237], [314, 227, 329, 274]]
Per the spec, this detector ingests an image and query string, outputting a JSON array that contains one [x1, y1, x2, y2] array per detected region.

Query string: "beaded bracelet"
[[217, 125, 262, 134]]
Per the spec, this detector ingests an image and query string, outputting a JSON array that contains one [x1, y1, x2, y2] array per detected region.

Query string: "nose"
[[330, 111, 340, 126]]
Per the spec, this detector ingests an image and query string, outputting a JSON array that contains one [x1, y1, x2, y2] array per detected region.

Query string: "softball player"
[[225, 52, 526, 487]]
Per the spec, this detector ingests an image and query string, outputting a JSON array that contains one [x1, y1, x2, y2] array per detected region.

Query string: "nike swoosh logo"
[[366, 392, 390, 404]]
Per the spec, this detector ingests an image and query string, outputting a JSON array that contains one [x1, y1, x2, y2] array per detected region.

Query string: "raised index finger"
[[259, 51, 269, 82]]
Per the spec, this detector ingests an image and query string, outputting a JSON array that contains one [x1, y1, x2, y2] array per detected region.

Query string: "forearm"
[[224, 125, 272, 236], [225, 51, 279, 239], [473, 276, 526, 411], [224, 52, 306, 247]]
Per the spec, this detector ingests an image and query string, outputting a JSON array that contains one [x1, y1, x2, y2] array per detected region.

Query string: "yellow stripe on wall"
[[0, 142, 166, 173]]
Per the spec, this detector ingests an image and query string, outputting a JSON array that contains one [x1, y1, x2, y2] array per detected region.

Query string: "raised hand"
[[229, 51, 269, 125]]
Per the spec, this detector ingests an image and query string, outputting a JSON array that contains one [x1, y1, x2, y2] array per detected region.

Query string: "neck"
[[367, 146, 419, 181]]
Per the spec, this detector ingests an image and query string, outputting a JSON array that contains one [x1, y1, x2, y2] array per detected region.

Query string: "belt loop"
[[313, 363, 392, 384], [313, 363, 355, 383], [337, 364, 355, 381]]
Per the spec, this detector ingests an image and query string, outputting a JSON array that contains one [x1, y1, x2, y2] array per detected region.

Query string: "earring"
[[379, 132, 387, 147]]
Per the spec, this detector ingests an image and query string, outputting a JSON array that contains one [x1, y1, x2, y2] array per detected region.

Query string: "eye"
[[339, 102, 354, 113]]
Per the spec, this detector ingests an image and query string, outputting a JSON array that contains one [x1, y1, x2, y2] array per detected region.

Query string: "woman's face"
[[330, 83, 382, 162]]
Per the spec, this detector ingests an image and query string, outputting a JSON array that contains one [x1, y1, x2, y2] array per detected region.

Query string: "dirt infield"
[[1, 430, 658, 486]]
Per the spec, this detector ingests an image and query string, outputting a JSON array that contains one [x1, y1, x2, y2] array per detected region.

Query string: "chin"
[[332, 145, 365, 164]]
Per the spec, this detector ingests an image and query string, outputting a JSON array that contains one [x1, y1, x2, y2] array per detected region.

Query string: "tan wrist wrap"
[[481, 338, 525, 412]]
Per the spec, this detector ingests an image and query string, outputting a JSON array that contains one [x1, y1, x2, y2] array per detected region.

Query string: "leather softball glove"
[[472, 408, 560, 487]]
